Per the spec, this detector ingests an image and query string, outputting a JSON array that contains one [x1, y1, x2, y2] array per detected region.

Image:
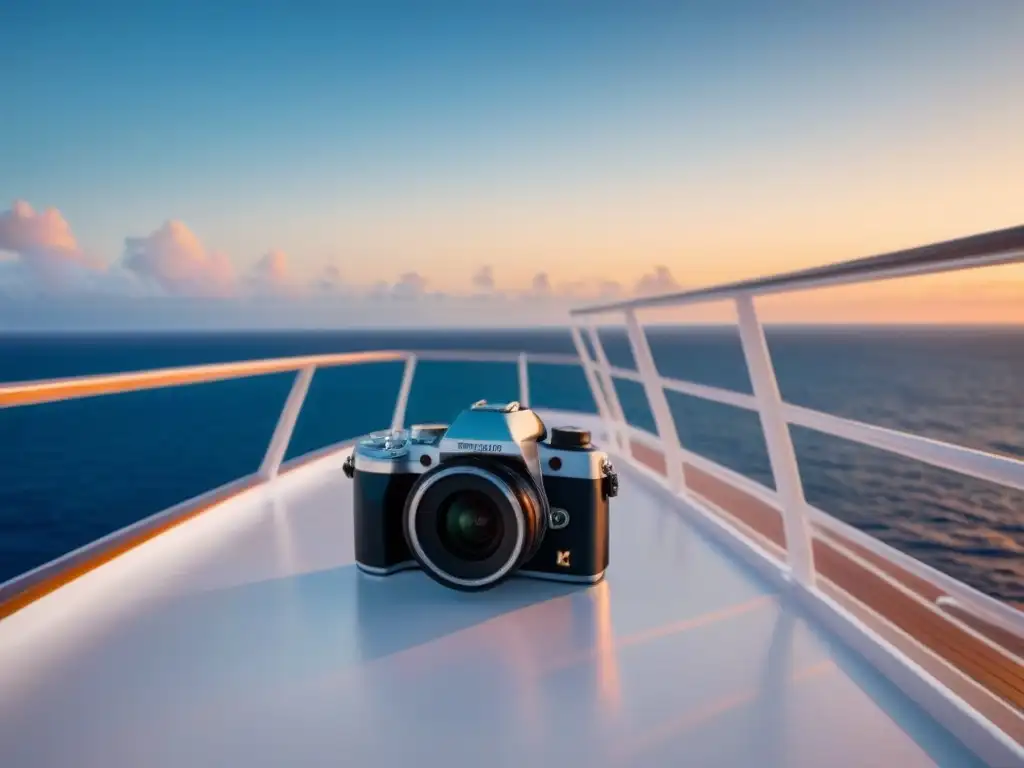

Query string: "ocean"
[[1, 326, 1022, 606]]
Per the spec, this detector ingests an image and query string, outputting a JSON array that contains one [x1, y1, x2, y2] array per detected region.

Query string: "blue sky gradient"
[[2, 1, 1022, 327]]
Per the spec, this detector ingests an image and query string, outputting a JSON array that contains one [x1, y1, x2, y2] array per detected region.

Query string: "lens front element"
[[439, 490, 504, 561]]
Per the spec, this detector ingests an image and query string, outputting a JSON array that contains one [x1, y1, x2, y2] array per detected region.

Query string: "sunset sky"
[[1, 1, 1022, 329]]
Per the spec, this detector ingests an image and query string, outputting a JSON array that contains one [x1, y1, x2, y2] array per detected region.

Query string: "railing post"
[[623, 309, 686, 493], [734, 295, 815, 586], [260, 365, 316, 480], [517, 352, 530, 408], [586, 323, 630, 451], [570, 324, 620, 449], [391, 354, 417, 431]]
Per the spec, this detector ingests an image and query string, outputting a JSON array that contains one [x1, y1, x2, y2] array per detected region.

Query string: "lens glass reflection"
[[437, 490, 504, 561]]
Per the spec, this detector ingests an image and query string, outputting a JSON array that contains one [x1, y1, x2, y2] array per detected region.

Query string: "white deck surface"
[[0, 410, 986, 767]]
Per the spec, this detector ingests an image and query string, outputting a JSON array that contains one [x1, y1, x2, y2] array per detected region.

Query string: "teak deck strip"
[[629, 440, 1024, 734]]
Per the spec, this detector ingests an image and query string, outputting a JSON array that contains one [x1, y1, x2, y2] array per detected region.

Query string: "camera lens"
[[403, 459, 548, 591], [438, 491, 503, 561]]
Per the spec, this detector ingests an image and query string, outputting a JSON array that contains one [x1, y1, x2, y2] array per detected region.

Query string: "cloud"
[[369, 271, 431, 301], [527, 271, 552, 298], [252, 249, 289, 283], [393, 271, 428, 299], [472, 265, 495, 292], [557, 278, 618, 299], [314, 263, 345, 293], [519, 274, 625, 304], [635, 265, 679, 296], [123, 220, 235, 297], [246, 249, 299, 296], [597, 279, 625, 299], [0, 200, 81, 259], [0, 200, 105, 293], [2, 199, 708, 329]]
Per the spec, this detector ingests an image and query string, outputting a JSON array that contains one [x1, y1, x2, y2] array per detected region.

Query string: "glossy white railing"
[[570, 223, 1024, 639], [0, 350, 581, 483]]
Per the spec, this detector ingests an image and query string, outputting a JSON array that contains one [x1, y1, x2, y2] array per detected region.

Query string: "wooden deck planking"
[[628, 439, 1024, 735], [941, 604, 1024, 661]]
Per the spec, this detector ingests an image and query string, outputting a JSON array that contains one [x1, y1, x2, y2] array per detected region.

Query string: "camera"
[[342, 400, 618, 592]]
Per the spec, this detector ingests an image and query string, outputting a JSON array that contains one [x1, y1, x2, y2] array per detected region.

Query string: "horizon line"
[[2, 321, 1023, 337]]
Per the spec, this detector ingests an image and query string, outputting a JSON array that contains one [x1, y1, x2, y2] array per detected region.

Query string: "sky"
[[1, 0, 1023, 330]]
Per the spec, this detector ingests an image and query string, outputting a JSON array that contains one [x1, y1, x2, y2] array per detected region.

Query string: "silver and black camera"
[[342, 400, 618, 591]]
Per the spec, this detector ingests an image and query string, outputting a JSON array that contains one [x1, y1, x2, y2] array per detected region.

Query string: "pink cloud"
[[246, 249, 299, 296], [0, 200, 105, 292], [1, 199, 692, 315], [0, 200, 81, 259], [517, 273, 624, 304], [315, 264, 344, 293], [597, 279, 625, 299], [123, 220, 235, 297], [530, 271, 551, 296], [472, 265, 495, 292], [392, 271, 428, 299], [254, 249, 289, 282], [635, 265, 679, 296], [366, 272, 430, 300]]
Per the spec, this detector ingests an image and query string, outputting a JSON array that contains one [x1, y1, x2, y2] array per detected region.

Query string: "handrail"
[[0, 349, 579, 410], [783, 403, 1024, 493], [587, 364, 1024, 494], [566, 224, 1024, 638], [571, 223, 1024, 316], [414, 350, 579, 365], [0, 348, 576, 480], [0, 351, 408, 409]]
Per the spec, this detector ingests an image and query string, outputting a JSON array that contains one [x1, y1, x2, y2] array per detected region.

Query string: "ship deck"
[[0, 410, 1005, 767]]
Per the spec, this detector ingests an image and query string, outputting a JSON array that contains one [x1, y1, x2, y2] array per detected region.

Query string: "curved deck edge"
[[0, 438, 357, 622]]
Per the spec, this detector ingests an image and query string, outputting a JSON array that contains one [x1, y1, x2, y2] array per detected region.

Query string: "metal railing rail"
[[0, 349, 581, 480], [568, 223, 1024, 638], [570, 223, 1024, 316]]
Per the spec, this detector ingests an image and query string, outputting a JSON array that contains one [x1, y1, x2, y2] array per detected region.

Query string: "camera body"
[[342, 401, 618, 591]]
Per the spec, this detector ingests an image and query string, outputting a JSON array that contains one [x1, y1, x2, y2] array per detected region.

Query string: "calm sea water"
[[1, 326, 1022, 606]]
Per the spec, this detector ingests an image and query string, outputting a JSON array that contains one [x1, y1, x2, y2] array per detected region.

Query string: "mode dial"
[[549, 426, 592, 450]]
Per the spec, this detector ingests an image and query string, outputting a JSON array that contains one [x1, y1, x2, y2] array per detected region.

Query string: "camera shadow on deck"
[[351, 568, 588, 663], [114, 562, 591, 699]]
